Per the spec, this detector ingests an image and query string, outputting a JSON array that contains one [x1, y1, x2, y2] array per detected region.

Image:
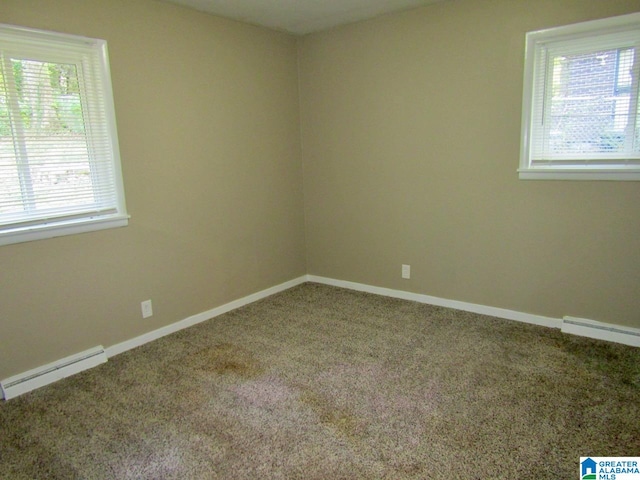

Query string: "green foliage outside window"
[[0, 59, 84, 136]]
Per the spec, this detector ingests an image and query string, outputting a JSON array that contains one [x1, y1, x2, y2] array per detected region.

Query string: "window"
[[519, 13, 640, 180], [0, 24, 128, 246]]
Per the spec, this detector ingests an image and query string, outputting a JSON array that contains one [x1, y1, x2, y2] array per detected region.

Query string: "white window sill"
[[518, 169, 640, 181], [0, 214, 130, 247]]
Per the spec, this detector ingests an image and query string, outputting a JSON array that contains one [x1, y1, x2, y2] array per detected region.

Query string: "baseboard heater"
[[1, 346, 107, 401], [562, 317, 640, 348]]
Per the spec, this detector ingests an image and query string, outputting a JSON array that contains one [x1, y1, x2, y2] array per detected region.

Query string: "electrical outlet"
[[141, 300, 153, 318], [402, 264, 411, 279]]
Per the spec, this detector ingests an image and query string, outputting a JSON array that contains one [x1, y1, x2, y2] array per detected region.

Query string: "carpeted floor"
[[1, 283, 639, 479]]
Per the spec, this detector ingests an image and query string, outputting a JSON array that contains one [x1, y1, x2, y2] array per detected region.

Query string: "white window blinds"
[[0, 24, 128, 245], [520, 13, 640, 180]]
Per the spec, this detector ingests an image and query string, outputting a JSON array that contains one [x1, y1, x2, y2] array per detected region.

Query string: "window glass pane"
[[4, 58, 96, 215], [0, 63, 23, 215], [545, 48, 634, 156]]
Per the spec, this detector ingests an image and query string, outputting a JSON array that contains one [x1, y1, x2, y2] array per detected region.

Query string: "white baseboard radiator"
[[0, 346, 107, 401], [562, 317, 640, 348]]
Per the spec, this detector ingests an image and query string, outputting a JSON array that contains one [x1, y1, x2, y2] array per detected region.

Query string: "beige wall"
[[299, 0, 640, 328], [1, 0, 639, 381], [0, 0, 306, 379]]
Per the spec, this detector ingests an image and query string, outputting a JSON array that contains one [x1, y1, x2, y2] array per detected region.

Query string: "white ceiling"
[[161, 0, 447, 35]]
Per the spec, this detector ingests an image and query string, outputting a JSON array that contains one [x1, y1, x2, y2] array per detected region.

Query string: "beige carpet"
[[1, 283, 639, 479]]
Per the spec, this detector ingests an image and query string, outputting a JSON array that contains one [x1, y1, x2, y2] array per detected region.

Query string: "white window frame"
[[0, 24, 128, 246], [519, 13, 640, 181]]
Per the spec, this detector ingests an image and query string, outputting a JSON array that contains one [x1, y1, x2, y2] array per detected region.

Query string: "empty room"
[[1, 0, 639, 478]]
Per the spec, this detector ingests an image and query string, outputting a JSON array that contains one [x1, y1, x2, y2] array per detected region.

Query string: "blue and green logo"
[[581, 458, 597, 480]]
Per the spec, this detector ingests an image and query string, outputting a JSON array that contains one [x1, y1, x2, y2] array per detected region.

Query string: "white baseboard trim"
[[306, 275, 562, 329], [562, 316, 640, 347], [105, 275, 307, 358], [4, 274, 637, 401], [0, 346, 107, 401], [308, 275, 640, 347], [0, 276, 307, 401]]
